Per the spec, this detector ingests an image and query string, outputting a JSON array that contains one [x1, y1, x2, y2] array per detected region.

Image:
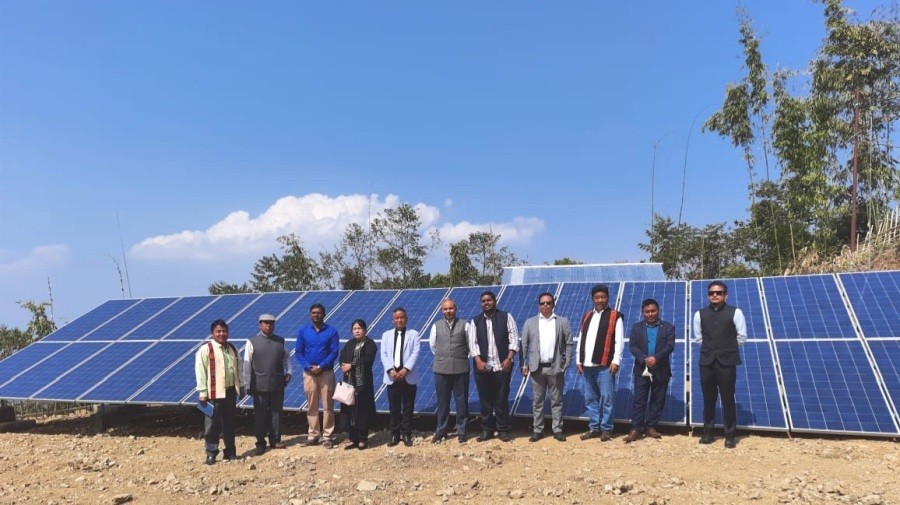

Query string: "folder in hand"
[[196, 402, 215, 418]]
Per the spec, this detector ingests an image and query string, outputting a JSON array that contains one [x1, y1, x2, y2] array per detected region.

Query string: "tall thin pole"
[[116, 210, 133, 297], [850, 88, 860, 252]]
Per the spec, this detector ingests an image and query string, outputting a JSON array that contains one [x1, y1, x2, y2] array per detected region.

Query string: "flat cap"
[[258, 313, 276, 322]]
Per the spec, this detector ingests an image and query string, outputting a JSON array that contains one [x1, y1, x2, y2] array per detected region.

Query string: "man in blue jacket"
[[296, 303, 340, 449], [623, 299, 676, 443]]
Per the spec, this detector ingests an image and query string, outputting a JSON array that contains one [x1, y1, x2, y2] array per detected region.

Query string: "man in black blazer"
[[624, 299, 676, 443]]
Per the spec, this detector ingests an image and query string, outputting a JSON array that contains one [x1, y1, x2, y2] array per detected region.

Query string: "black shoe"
[[580, 430, 601, 440], [387, 434, 400, 447], [205, 455, 216, 465], [457, 435, 467, 443], [402, 434, 413, 447], [223, 453, 237, 461], [476, 432, 494, 442], [529, 433, 542, 442], [600, 431, 612, 442], [699, 430, 715, 444], [553, 433, 566, 442], [299, 437, 319, 447], [431, 434, 445, 444], [254, 446, 266, 456], [498, 432, 511, 442], [344, 442, 359, 450], [322, 439, 334, 449], [725, 437, 736, 449]]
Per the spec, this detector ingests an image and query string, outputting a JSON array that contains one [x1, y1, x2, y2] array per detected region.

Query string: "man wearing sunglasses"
[[520, 292, 574, 442], [692, 281, 747, 449]]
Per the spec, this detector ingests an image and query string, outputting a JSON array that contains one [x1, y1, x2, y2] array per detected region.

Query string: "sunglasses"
[[708, 291, 725, 296], [538, 301, 554, 306]]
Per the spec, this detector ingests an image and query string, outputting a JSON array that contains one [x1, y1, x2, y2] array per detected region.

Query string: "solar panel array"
[[1, 271, 899, 436]]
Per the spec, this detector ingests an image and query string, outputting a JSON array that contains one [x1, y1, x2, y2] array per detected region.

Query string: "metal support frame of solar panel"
[[763, 274, 899, 435], [688, 278, 789, 431]]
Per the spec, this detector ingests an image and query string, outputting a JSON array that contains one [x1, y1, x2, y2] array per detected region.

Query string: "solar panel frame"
[[762, 274, 857, 340], [0, 342, 69, 387], [31, 342, 149, 401], [0, 342, 109, 400], [865, 339, 900, 426], [839, 271, 900, 339]]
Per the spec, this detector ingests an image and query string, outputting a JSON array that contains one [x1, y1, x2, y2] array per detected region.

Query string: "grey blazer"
[[520, 314, 574, 375]]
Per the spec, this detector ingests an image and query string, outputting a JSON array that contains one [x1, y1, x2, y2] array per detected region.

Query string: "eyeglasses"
[[538, 301, 554, 306], [708, 291, 725, 296]]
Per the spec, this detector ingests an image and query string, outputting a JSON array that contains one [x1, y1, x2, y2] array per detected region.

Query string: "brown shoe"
[[600, 431, 612, 442], [271, 442, 286, 449], [579, 430, 601, 441], [623, 430, 642, 443], [299, 437, 319, 447], [645, 427, 662, 439]]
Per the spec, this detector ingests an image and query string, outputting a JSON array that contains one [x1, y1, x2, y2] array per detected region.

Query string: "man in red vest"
[[575, 284, 624, 442]]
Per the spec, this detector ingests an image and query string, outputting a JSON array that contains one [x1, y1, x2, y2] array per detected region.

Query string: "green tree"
[[447, 240, 479, 286], [250, 233, 322, 292], [370, 203, 440, 288], [208, 281, 253, 295], [551, 257, 584, 265], [17, 300, 57, 340], [0, 325, 28, 360], [464, 231, 521, 285]]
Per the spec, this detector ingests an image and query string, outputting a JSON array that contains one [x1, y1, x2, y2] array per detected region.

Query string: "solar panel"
[[225, 292, 305, 339], [840, 271, 900, 338], [121, 296, 217, 340], [407, 343, 437, 414], [690, 278, 767, 340], [866, 340, 900, 422], [129, 346, 207, 404], [324, 290, 398, 340], [689, 342, 787, 430], [42, 299, 140, 342], [370, 288, 448, 337], [762, 275, 856, 340], [0, 343, 68, 386], [620, 281, 686, 332], [0, 343, 108, 399], [496, 283, 559, 327], [33, 342, 148, 401], [556, 282, 621, 336], [80, 341, 199, 402], [445, 286, 497, 322], [278, 291, 350, 340], [163, 294, 260, 340], [85, 298, 179, 341], [777, 340, 898, 434]]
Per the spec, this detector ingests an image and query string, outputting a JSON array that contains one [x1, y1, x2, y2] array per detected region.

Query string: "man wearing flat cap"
[[243, 313, 292, 455]]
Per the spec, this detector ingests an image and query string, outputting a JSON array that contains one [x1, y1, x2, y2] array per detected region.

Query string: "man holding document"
[[195, 319, 244, 465]]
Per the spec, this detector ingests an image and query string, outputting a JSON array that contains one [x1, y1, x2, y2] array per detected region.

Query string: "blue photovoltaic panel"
[[777, 340, 898, 434], [0, 343, 108, 399], [280, 374, 308, 410], [619, 282, 686, 333], [560, 365, 588, 418], [277, 291, 350, 339], [689, 342, 787, 430], [866, 340, 900, 419], [130, 348, 205, 404], [34, 342, 148, 401], [840, 271, 900, 339], [370, 288, 448, 337], [407, 345, 437, 414], [85, 298, 179, 341], [42, 299, 140, 342], [497, 284, 559, 328], [555, 283, 620, 336], [164, 294, 259, 340], [502, 264, 665, 284], [763, 275, 856, 340], [80, 341, 199, 402], [226, 292, 305, 339], [122, 296, 217, 340], [0, 343, 67, 386], [445, 286, 496, 322], [690, 278, 767, 340], [325, 290, 398, 340], [374, 356, 390, 413]]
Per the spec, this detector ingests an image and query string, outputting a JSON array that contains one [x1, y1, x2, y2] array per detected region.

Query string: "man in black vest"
[[243, 313, 293, 456], [429, 298, 471, 444], [692, 281, 747, 449], [467, 290, 519, 442]]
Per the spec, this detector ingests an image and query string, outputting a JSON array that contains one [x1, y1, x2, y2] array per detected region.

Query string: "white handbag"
[[334, 381, 356, 405]]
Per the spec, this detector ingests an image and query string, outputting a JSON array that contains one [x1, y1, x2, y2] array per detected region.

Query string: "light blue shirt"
[[646, 324, 659, 354]]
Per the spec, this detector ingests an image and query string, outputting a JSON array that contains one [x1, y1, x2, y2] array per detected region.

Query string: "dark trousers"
[[387, 380, 417, 436], [631, 374, 669, 431], [345, 389, 376, 443], [700, 360, 737, 437], [203, 388, 237, 457], [474, 369, 511, 434], [434, 372, 469, 437], [253, 388, 285, 448]]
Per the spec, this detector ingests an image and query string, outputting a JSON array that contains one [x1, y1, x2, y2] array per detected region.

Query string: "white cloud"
[[436, 217, 545, 244], [131, 193, 436, 261], [131, 193, 545, 263], [0, 244, 69, 276]]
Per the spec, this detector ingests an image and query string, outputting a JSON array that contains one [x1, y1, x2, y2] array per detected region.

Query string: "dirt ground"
[[0, 406, 897, 505]]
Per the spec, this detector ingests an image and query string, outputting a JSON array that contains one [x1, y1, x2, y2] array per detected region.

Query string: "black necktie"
[[395, 330, 405, 370]]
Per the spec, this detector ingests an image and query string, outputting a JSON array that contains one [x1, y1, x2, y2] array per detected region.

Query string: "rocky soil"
[[0, 407, 897, 505]]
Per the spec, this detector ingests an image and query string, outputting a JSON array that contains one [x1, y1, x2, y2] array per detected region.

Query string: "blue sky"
[[1, 1, 889, 328]]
